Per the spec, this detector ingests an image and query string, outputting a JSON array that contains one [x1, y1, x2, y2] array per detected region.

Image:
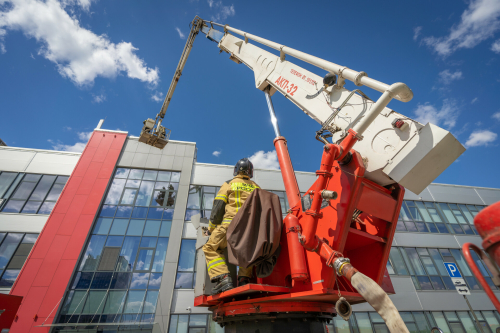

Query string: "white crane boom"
[[140, 18, 465, 194]]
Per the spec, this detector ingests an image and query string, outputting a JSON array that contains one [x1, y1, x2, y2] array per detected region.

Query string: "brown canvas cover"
[[226, 188, 282, 278]]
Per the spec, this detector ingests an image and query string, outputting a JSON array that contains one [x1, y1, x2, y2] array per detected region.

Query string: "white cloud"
[[413, 26, 422, 41], [151, 91, 164, 102], [413, 99, 459, 129], [63, 126, 72, 131], [0, 0, 159, 87], [465, 129, 497, 147], [471, 97, 478, 104], [492, 39, 500, 52], [0, 28, 6, 53], [212, 150, 221, 157], [492, 111, 500, 120], [438, 69, 463, 84], [422, 0, 500, 57], [77, 131, 92, 141], [92, 93, 106, 103], [50, 131, 92, 152], [210, 1, 235, 21], [175, 27, 185, 39], [249, 150, 279, 170]]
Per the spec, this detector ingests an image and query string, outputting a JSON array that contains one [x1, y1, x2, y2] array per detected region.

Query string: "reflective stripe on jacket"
[[208, 174, 260, 230]]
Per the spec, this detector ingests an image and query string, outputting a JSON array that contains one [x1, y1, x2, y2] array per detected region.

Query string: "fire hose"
[[334, 258, 410, 333]]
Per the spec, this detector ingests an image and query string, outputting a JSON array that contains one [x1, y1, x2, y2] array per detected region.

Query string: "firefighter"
[[202, 158, 260, 294]]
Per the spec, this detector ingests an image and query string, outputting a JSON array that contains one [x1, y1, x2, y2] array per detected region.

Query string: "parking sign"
[[443, 262, 470, 295], [444, 262, 462, 278]]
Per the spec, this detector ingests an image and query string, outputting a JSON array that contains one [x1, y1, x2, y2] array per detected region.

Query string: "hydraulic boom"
[[140, 17, 464, 194]]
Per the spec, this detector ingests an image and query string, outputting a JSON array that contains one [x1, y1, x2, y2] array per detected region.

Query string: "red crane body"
[[195, 134, 404, 328]]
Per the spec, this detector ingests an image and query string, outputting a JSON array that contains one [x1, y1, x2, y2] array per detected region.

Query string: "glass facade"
[[56, 168, 179, 331], [0, 232, 38, 287], [397, 200, 484, 235], [387, 246, 497, 292], [0, 172, 68, 214], [169, 314, 222, 333], [326, 311, 500, 333], [166, 311, 500, 333]]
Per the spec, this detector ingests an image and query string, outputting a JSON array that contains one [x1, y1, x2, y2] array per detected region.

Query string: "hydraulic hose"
[[335, 260, 409, 333]]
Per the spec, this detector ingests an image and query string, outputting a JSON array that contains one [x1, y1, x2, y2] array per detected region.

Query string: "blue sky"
[[1, 0, 500, 189]]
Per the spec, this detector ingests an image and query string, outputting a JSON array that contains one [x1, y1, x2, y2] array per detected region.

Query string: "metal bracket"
[[280, 46, 286, 61]]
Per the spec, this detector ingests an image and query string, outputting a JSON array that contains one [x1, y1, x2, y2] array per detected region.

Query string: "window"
[[0, 233, 38, 287], [388, 246, 493, 292], [325, 311, 500, 333], [185, 185, 220, 221], [57, 168, 177, 327], [169, 314, 211, 333], [0, 172, 68, 214], [175, 240, 197, 289], [397, 200, 484, 235]]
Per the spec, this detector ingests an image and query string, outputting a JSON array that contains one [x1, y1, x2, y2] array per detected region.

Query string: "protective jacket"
[[208, 174, 260, 231], [203, 174, 260, 280]]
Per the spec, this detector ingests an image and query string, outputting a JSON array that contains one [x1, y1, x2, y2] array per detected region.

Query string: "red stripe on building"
[[9, 131, 127, 332]]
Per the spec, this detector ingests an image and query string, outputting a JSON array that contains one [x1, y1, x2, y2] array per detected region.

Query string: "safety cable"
[[66, 290, 89, 324], [41, 296, 64, 326], [90, 290, 109, 324], [112, 291, 128, 324]]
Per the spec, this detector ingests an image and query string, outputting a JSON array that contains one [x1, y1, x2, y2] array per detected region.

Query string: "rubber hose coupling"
[[333, 257, 351, 276], [335, 297, 352, 321]]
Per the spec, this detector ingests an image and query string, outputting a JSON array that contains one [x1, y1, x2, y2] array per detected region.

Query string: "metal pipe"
[[352, 83, 409, 137], [213, 23, 413, 103], [264, 90, 281, 137], [299, 144, 341, 251]]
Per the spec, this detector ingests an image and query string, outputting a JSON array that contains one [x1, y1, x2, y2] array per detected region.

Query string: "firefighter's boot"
[[211, 274, 233, 295], [238, 276, 251, 287]]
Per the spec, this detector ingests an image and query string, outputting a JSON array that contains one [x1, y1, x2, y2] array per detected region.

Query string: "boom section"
[[211, 28, 464, 194]]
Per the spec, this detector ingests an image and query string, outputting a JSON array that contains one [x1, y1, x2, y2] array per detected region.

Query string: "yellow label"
[[231, 182, 259, 192]]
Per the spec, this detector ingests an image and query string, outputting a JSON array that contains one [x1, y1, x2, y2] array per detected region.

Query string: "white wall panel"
[[191, 164, 233, 186], [171, 290, 211, 314], [0, 147, 79, 175], [25, 153, 79, 175], [428, 184, 484, 205], [475, 188, 500, 205], [0, 149, 35, 172], [454, 235, 483, 248], [394, 232, 461, 249], [0, 213, 48, 233], [295, 172, 316, 193]]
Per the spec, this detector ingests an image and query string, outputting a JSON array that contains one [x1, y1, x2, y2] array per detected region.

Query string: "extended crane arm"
[[139, 16, 204, 148], [141, 18, 464, 194]]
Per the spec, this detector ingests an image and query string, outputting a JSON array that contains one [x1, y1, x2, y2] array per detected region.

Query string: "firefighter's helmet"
[[234, 158, 254, 178]]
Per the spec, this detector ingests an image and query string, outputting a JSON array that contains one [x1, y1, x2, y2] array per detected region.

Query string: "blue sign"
[[444, 262, 462, 278]]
